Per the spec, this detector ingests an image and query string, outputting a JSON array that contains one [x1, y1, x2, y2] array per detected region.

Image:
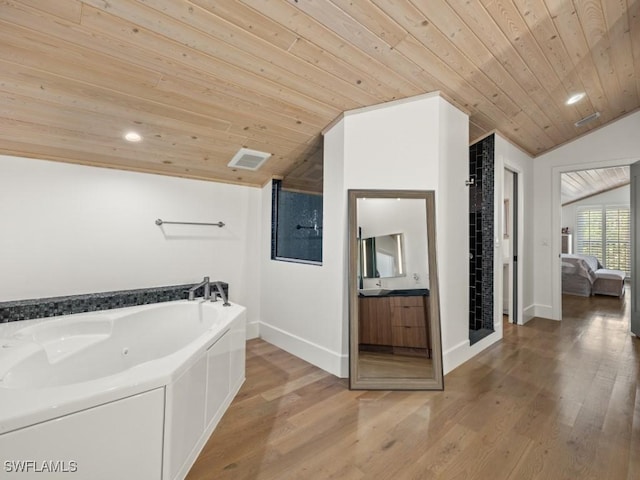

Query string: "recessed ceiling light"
[[566, 93, 585, 105], [124, 131, 142, 142]]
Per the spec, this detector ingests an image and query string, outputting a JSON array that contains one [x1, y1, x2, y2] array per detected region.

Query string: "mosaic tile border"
[[0, 282, 229, 323]]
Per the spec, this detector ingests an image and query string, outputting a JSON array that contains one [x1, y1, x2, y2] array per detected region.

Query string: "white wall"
[[561, 184, 630, 253], [0, 155, 262, 337], [259, 102, 351, 377], [495, 134, 534, 325], [533, 111, 640, 319], [260, 92, 504, 376]]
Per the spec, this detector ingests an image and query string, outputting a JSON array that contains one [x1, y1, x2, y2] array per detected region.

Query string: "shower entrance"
[[469, 134, 495, 345]]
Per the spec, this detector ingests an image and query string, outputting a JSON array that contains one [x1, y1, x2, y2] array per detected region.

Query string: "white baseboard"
[[258, 321, 348, 378], [443, 329, 503, 375], [533, 304, 556, 320], [442, 339, 470, 374], [522, 304, 536, 324], [246, 321, 259, 340]]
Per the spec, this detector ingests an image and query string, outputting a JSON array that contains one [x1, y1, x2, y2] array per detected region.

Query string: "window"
[[576, 205, 630, 276], [605, 206, 630, 276], [271, 180, 323, 265], [576, 207, 603, 260]]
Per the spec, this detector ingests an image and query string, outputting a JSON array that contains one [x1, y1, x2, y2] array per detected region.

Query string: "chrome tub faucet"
[[188, 276, 211, 301], [212, 281, 231, 306]]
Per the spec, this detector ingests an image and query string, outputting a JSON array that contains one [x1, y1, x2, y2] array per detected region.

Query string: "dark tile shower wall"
[[0, 282, 229, 323], [469, 134, 495, 342], [272, 180, 323, 264]]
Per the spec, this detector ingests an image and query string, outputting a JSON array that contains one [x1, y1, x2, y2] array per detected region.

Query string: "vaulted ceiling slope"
[[0, 1, 638, 190], [561, 166, 630, 205]]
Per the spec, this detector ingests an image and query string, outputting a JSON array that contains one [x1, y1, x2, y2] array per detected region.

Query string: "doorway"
[[503, 168, 518, 325], [559, 167, 631, 318]]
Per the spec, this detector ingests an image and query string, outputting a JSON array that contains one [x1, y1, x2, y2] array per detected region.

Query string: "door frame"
[[551, 158, 637, 320], [501, 160, 524, 325]]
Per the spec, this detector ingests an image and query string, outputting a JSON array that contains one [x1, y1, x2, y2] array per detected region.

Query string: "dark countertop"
[[359, 288, 429, 298]]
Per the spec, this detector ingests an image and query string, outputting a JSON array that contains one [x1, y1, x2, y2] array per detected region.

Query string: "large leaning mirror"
[[348, 189, 444, 390]]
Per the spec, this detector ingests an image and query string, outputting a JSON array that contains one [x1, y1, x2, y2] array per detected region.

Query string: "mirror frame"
[[348, 189, 444, 390]]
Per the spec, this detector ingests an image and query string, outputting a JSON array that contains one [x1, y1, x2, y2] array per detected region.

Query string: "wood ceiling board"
[[189, 0, 299, 52], [80, 0, 370, 110], [0, 24, 162, 92], [0, 0, 637, 186], [561, 166, 631, 205], [0, 136, 272, 187], [629, 0, 640, 102], [3, 2, 337, 133], [512, 0, 596, 119], [240, 0, 424, 100], [77, 6, 338, 119], [286, 37, 394, 102], [544, 0, 610, 127], [575, 0, 628, 116], [447, 0, 574, 139], [601, 0, 639, 110], [16, 0, 82, 23], [0, 67, 257, 149]]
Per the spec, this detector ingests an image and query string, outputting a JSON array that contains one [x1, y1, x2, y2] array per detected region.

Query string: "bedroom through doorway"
[[560, 166, 630, 320]]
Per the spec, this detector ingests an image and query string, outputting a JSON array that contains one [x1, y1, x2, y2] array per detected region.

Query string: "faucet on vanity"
[[187, 277, 231, 306]]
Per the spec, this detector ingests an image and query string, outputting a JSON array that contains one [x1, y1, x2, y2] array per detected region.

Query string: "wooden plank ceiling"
[[0, 0, 638, 192], [561, 165, 630, 205]]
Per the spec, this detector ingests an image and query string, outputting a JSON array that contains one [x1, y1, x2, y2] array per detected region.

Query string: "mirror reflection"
[[360, 233, 405, 279], [349, 190, 443, 390]]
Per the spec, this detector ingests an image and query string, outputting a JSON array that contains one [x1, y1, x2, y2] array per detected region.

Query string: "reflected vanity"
[[348, 190, 444, 390]]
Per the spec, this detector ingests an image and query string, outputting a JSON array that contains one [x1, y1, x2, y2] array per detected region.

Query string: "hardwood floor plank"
[[187, 293, 639, 479]]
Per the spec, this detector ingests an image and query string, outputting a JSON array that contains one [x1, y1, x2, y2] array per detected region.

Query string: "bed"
[[561, 254, 625, 297], [561, 254, 599, 296]]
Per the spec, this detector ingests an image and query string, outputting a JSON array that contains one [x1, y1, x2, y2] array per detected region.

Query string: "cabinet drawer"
[[391, 306, 425, 327], [391, 325, 427, 348], [390, 296, 424, 308]]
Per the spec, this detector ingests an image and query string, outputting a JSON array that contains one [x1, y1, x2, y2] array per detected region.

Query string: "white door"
[[630, 161, 640, 336]]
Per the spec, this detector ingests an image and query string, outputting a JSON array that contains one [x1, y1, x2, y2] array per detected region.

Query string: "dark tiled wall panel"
[[0, 282, 228, 323], [469, 135, 495, 334], [271, 179, 323, 264]]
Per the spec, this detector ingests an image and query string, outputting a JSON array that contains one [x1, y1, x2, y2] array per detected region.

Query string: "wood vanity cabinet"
[[390, 296, 430, 354], [358, 296, 392, 346], [359, 295, 431, 357]]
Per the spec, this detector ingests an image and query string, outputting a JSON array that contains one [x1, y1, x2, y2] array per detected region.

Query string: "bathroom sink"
[[358, 288, 392, 296]]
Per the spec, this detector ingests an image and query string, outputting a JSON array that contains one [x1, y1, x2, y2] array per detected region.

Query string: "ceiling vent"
[[574, 111, 601, 128], [228, 148, 271, 171]]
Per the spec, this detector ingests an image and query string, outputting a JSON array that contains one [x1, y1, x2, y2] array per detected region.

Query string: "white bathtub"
[[0, 300, 246, 480]]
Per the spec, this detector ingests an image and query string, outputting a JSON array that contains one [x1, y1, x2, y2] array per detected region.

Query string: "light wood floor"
[[186, 293, 639, 480], [358, 350, 433, 379]]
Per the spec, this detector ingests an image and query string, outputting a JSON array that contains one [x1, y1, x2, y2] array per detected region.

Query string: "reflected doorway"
[[503, 168, 518, 325]]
